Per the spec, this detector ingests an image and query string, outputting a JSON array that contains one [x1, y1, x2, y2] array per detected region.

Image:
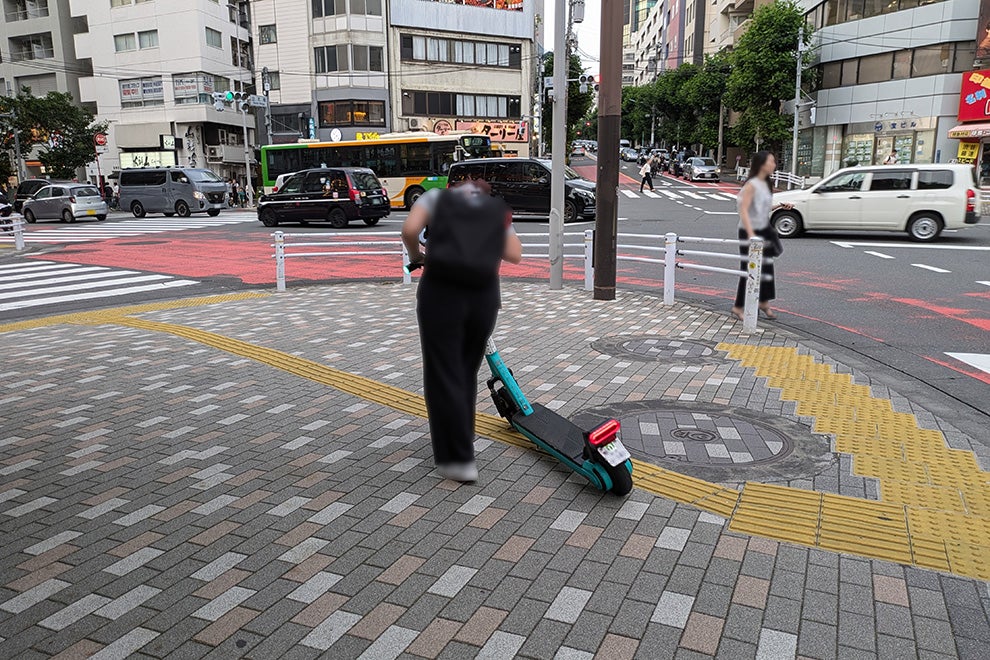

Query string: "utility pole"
[[595, 0, 621, 301], [549, 0, 569, 289], [3, 82, 25, 183], [262, 67, 273, 145], [716, 103, 725, 167], [790, 25, 804, 178]]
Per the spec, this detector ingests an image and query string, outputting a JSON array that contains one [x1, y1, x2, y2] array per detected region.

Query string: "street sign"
[[93, 133, 108, 147], [544, 76, 554, 89], [248, 94, 268, 108], [160, 135, 175, 150]]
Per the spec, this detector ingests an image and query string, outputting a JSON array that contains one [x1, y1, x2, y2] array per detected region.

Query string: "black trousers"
[[417, 276, 499, 465], [734, 227, 776, 307], [640, 173, 653, 191]]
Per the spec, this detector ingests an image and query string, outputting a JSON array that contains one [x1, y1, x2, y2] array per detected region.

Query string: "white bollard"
[[274, 230, 286, 292], [743, 237, 764, 333], [401, 244, 412, 285], [14, 218, 25, 251], [663, 232, 677, 306], [583, 229, 593, 292]]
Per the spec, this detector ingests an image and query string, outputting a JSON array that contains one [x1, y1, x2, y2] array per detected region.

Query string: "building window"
[[892, 50, 912, 79], [857, 52, 891, 84], [351, 45, 384, 72], [911, 44, 951, 77], [840, 59, 857, 86], [138, 30, 158, 49], [259, 24, 277, 44], [399, 34, 522, 69], [119, 76, 164, 108], [815, 0, 946, 26], [114, 33, 136, 52], [350, 0, 383, 16], [953, 42, 975, 73], [5, 0, 49, 21], [312, 0, 345, 17], [266, 71, 281, 90], [173, 72, 216, 105], [111, 0, 153, 5], [401, 90, 521, 119], [315, 45, 349, 73], [318, 100, 386, 127], [205, 27, 223, 48]]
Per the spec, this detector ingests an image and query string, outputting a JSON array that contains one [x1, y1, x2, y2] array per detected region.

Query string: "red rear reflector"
[[588, 419, 621, 446], [966, 189, 975, 213], [272, 186, 279, 193], [68, 196, 75, 203]]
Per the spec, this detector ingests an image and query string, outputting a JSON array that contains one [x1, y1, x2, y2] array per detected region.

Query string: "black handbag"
[[758, 225, 783, 258]]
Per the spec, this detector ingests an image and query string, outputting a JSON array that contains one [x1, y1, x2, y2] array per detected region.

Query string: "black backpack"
[[425, 188, 507, 288]]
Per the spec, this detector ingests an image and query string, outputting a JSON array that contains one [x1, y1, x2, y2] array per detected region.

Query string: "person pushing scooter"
[[402, 180, 522, 482]]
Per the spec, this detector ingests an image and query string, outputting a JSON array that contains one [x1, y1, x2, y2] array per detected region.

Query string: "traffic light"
[[211, 91, 226, 112], [212, 91, 250, 112], [578, 74, 590, 93], [592, 75, 600, 93]]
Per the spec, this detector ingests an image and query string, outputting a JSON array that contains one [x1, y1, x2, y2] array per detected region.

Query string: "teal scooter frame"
[[484, 337, 634, 496]]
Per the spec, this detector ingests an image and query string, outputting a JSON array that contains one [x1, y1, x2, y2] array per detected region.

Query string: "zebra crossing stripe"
[[658, 190, 680, 199], [643, 191, 661, 199], [4, 269, 144, 291], [681, 191, 704, 199], [0, 275, 173, 300], [621, 190, 638, 198], [0, 216, 253, 244], [0, 280, 198, 312], [3, 266, 111, 283]]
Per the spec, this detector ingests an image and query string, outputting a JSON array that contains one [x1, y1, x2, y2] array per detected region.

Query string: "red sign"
[[958, 69, 990, 123], [454, 120, 528, 143], [93, 133, 108, 147]]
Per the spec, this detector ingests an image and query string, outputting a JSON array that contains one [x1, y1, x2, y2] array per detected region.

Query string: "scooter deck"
[[510, 403, 584, 462]]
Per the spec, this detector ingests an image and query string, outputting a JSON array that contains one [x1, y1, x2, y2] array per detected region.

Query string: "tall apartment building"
[[797, 0, 977, 177], [251, 0, 541, 156], [69, 0, 256, 185], [627, 0, 707, 87], [1, 0, 87, 178], [709, 0, 770, 53]]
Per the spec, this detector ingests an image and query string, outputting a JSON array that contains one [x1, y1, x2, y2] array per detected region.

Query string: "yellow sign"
[[356, 132, 380, 141], [957, 141, 980, 164]]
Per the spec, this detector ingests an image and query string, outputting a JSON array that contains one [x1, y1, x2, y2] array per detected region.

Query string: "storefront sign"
[[355, 132, 381, 141], [119, 80, 142, 101], [141, 78, 164, 101], [120, 151, 176, 169], [433, 120, 453, 135], [959, 69, 990, 122], [422, 0, 522, 11], [978, 0, 990, 60], [957, 142, 980, 164], [454, 120, 528, 142]]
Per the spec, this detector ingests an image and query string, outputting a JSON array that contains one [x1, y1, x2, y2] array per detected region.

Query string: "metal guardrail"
[[735, 167, 807, 190], [0, 217, 26, 251], [270, 229, 766, 331]]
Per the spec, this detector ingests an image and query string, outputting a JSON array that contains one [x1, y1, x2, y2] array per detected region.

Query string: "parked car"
[[13, 179, 68, 213], [571, 144, 585, 157], [682, 157, 720, 182], [273, 172, 296, 193], [21, 183, 108, 223], [257, 167, 390, 228], [620, 147, 639, 162], [447, 157, 596, 223], [118, 167, 228, 218], [771, 164, 980, 242]]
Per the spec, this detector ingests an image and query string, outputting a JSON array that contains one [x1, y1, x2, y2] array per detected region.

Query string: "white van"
[[772, 164, 980, 242], [118, 168, 229, 218]]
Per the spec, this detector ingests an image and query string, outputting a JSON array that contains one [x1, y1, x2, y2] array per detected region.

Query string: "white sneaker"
[[438, 461, 478, 482]]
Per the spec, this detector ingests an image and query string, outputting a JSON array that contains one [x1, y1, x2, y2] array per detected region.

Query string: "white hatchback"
[[771, 164, 980, 242]]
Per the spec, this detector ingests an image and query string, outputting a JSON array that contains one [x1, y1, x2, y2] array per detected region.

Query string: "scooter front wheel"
[[604, 460, 633, 496]]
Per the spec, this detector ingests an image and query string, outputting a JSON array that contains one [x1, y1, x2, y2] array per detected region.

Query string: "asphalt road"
[[2, 156, 987, 437]]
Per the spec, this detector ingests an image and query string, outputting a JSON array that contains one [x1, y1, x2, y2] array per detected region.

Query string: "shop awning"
[[948, 123, 990, 139]]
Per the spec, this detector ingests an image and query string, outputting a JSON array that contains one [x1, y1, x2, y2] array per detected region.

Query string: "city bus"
[[260, 132, 493, 209]]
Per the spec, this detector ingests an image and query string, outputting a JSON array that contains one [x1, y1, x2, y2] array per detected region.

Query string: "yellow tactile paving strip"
[[719, 343, 990, 581], [2, 294, 988, 579]]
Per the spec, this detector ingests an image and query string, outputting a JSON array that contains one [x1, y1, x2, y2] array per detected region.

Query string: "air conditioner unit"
[[407, 118, 423, 131], [206, 146, 223, 162], [218, 129, 229, 144]]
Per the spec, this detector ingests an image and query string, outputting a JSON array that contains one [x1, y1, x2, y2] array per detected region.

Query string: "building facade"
[[626, 0, 709, 88], [1, 0, 87, 178], [798, 0, 978, 178], [947, 1, 990, 188], [70, 0, 257, 186]]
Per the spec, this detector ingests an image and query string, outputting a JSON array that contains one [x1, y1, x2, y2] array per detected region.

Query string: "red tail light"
[[68, 196, 76, 203], [587, 419, 621, 447], [381, 188, 388, 198], [272, 186, 279, 193], [349, 187, 360, 202], [966, 189, 976, 213]]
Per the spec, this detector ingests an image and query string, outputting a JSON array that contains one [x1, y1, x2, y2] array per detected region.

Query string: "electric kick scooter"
[[406, 261, 634, 496]]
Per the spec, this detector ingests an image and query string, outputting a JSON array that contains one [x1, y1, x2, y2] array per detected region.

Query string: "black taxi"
[[258, 167, 390, 228]]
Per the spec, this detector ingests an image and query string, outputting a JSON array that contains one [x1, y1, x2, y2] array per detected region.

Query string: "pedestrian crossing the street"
[[0, 260, 199, 312], [620, 189, 737, 202], [0, 214, 252, 245]]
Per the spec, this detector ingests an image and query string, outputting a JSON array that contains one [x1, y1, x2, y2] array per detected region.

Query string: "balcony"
[[9, 33, 55, 61], [3, 0, 49, 22], [732, 18, 752, 43]]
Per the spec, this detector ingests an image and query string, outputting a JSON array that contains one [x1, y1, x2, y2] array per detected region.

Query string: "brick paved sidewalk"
[[0, 282, 988, 659]]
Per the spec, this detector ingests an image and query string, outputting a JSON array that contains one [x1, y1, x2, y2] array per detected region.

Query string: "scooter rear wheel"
[[604, 460, 633, 495]]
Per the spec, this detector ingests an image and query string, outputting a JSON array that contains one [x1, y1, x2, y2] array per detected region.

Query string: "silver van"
[[118, 168, 228, 218]]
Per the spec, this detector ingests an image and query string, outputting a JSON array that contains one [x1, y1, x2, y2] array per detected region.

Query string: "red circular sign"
[[93, 133, 108, 147]]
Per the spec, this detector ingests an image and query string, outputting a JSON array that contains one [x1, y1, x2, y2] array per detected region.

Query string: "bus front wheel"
[[404, 187, 425, 210]]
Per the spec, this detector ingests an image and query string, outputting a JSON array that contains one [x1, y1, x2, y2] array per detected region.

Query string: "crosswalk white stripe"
[[621, 190, 638, 198], [0, 260, 58, 271], [2, 266, 111, 283], [945, 352, 990, 376], [0, 275, 172, 301], [4, 269, 143, 291], [978, 281, 990, 287], [643, 191, 661, 199], [682, 191, 704, 199], [658, 190, 680, 199], [0, 263, 84, 275], [0, 279, 199, 312]]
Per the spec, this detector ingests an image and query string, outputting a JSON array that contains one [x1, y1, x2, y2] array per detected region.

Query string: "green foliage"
[[541, 53, 595, 149], [578, 108, 597, 140], [724, 0, 811, 150], [0, 90, 108, 180]]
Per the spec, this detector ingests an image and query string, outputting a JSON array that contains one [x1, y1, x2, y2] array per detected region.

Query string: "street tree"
[[724, 0, 811, 151], [680, 52, 731, 150], [541, 53, 595, 150], [0, 90, 108, 180]]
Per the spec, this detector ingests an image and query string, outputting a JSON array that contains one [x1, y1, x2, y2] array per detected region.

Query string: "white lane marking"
[[0, 279, 199, 312], [830, 241, 990, 251], [864, 251, 895, 259], [912, 264, 951, 273], [643, 191, 661, 199], [4, 269, 143, 291], [2, 266, 111, 283], [0, 275, 172, 301], [682, 191, 704, 200], [977, 281, 990, 287], [621, 190, 639, 198], [658, 190, 680, 199], [704, 211, 738, 215], [0, 263, 83, 275], [945, 353, 990, 376]]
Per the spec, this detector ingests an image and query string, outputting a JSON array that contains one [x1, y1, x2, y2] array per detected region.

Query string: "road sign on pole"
[[248, 94, 268, 108]]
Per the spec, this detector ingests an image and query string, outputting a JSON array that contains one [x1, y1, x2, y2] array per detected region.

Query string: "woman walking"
[[731, 151, 791, 321], [639, 158, 655, 193]]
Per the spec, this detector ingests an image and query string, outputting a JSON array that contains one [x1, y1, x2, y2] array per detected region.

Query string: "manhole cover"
[[572, 401, 833, 484], [592, 335, 716, 362]]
